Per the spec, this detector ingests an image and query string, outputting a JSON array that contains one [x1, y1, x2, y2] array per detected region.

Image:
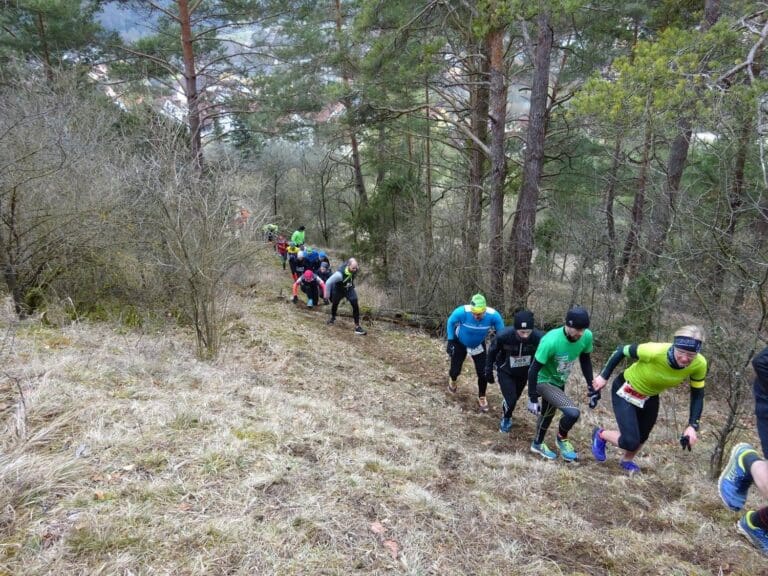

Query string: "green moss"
[[67, 526, 144, 556], [231, 427, 279, 447]]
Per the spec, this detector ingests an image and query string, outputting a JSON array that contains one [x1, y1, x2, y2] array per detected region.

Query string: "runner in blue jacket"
[[445, 294, 504, 412]]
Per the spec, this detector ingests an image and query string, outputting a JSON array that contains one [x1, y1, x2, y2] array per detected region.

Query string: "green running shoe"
[[530, 441, 557, 460]]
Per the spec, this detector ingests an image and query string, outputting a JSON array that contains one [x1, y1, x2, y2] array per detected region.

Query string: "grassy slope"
[[0, 253, 765, 576]]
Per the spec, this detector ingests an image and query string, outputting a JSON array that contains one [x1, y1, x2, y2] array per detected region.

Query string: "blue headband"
[[674, 335, 702, 353]]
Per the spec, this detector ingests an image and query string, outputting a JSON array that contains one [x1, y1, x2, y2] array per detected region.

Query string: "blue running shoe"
[[556, 437, 578, 462], [530, 442, 557, 460], [719, 442, 758, 512], [738, 514, 768, 555], [499, 417, 512, 433], [620, 459, 641, 475], [307, 298, 314, 308], [592, 427, 607, 462]]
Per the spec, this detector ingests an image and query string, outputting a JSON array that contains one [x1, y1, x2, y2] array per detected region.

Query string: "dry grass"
[[0, 251, 765, 576]]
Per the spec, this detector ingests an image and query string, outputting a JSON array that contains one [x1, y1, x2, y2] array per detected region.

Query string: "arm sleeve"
[[324, 272, 341, 298], [318, 279, 326, 294], [292, 279, 300, 297], [485, 336, 500, 373], [528, 360, 542, 401], [688, 386, 705, 430], [446, 309, 459, 342], [599, 344, 638, 379], [579, 353, 595, 392]]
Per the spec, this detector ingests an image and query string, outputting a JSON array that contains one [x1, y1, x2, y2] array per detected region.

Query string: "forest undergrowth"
[[0, 249, 765, 576]]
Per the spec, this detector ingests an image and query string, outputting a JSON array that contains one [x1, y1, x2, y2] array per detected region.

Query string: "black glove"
[[291, 295, 298, 303], [446, 341, 455, 356], [485, 371, 494, 384], [680, 434, 691, 451], [588, 390, 601, 409]]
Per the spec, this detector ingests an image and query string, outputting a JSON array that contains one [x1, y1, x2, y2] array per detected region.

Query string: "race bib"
[[509, 355, 532, 368], [467, 345, 484, 356], [617, 382, 649, 408]]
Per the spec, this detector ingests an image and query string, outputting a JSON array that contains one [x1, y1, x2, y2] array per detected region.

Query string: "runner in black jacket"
[[485, 310, 543, 433]]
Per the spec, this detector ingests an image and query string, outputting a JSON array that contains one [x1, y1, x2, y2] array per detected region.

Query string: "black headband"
[[674, 335, 702, 353]]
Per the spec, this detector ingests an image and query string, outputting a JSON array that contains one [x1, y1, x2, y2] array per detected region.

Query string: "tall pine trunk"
[[463, 41, 489, 266], [178, 0, 203, 171], [509, 12, 552, 309], [487, 27, 508, 305]]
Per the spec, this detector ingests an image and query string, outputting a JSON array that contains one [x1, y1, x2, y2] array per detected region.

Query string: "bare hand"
[[593, 375, 608, 392]]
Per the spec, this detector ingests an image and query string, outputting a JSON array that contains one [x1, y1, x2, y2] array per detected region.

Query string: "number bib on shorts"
[[617, 382, 649, 408], [467, 344, 484, 356], [509, 355, 532, 369]]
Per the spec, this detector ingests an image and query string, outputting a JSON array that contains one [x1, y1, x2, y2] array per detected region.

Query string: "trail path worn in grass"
[[0, 259, 765, 575]]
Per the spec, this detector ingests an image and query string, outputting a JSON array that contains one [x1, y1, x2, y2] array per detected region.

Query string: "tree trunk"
[[463, 40, 489, 265], [34, 11, 54, 84], [178, 0, 203, 171], [709, 116, 750, 303], [424, 78, 434, 257], [334, 0, 367, 208], [644, 123, 692, 269], [487, 26, 508, 305], [509, 11, 552, 309], [616, 120, 652, 286], [603, 136, 623, 292]]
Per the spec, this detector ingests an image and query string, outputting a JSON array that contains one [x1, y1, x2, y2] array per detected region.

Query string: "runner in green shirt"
[[591, 325, 707, 474], [527, 306, 596, 462]]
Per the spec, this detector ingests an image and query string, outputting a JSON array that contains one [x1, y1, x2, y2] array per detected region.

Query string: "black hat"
[[565, 306, 590, 329], [514, 310, 534, 330]]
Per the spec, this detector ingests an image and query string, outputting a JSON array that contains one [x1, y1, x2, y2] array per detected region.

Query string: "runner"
[[275, 234, 288, 270], [527, 306, 595, 461], [485, 309, 543, 432], [324, 257, 366, 335], [591, 325, 707, 474], [445, 294, 504, 412], [292, 269, 326, 309], [718, 344, 768, 554], [291, 225, 306, 248]]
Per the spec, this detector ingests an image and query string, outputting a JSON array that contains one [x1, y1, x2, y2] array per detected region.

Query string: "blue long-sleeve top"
[[446, 305, 504, 348]]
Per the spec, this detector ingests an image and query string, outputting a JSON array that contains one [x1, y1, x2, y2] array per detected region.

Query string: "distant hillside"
[[97, 2, 153, 42]]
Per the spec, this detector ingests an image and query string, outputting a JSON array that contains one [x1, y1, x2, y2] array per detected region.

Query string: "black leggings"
[[449, 341, 487, 397], [533, 383, 580, 444], [301, 282, 320, 302], [330, 286, 360, 325], [498, 371, 527, 417], [611, 372, 660, 452]]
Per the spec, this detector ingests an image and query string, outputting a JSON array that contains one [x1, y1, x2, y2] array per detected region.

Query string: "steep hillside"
[[0, 252, 764, 575]]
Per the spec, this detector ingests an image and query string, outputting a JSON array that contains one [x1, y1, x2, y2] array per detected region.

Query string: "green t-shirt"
[[534, 327, 594, 389], [624, 342, 707, 396]]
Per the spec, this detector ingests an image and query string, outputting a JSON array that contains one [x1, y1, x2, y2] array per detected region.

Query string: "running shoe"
[[719, 442, 758, 512], [499, 417, 512, 433], [738, 514, 768, 555], [307, 298, 314, 308], [556, 436, 578, 462], [620, 459, 641, 475], [592, 427, 607, 462], [530, 442, 557, 460], [447, 377, 457, 394], [477, 396, 489, 412], [354, 325, 367, 335], [326, 317, 335, 325]]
